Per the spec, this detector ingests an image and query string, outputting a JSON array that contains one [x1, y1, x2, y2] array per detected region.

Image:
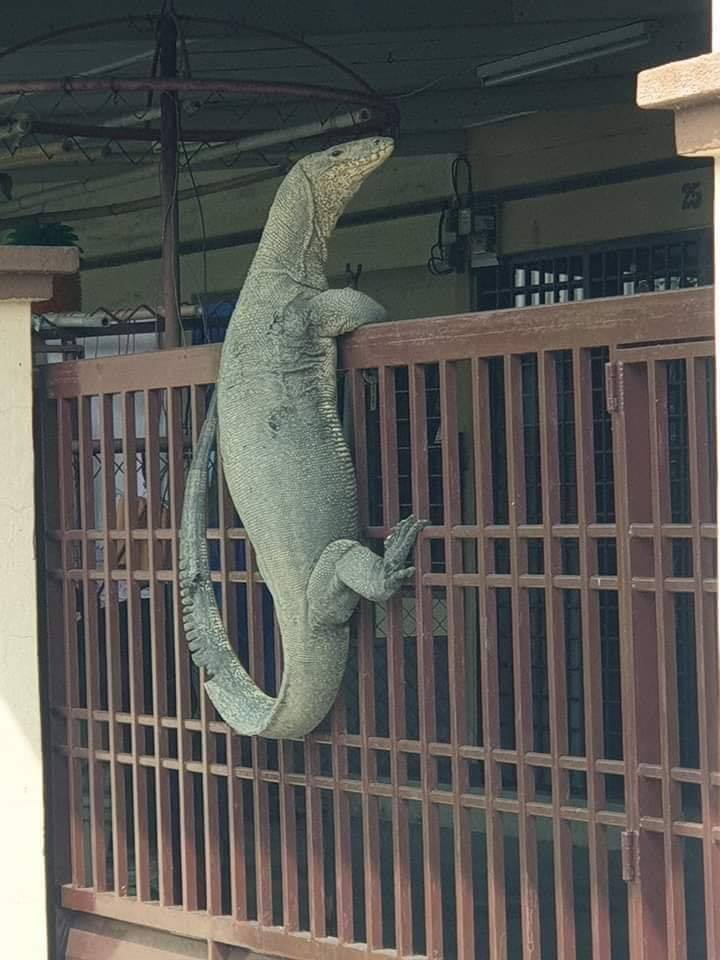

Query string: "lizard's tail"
[[179, 392, 342, 740], [179, 391, 277, 735]]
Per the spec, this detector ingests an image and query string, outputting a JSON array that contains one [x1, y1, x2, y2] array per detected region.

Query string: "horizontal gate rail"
[[38, 286, 717, 960]]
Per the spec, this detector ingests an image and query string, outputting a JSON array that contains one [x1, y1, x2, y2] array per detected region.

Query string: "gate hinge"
[[621, 830, 639, 882], [605, 360, 625, 414]]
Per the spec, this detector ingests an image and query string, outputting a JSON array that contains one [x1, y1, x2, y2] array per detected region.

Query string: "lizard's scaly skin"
[[180, 137, 426, 739]]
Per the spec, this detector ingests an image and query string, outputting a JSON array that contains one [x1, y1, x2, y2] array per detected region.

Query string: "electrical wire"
[[388, 66, 475, 101], [427, 154, 474, 276], [427, 205, 453, 276], [389, 73, 454, 100], [157, 111, 187, 348], [170, 17, 211, 345], [178, 122, 210, 343], [451, 155, 473, 198]]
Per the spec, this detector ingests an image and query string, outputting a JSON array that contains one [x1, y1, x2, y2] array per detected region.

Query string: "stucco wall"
[[0, 298, 48, 960]]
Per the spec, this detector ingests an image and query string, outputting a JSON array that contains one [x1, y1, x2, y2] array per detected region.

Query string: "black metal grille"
[[475, 230, 713, 312]]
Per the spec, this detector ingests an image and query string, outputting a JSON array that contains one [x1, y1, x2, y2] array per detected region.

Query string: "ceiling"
[[0, 0, 710, 200]]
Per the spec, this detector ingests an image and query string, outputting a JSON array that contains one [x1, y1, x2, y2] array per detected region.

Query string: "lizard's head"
[[298, 136, 394, 240]]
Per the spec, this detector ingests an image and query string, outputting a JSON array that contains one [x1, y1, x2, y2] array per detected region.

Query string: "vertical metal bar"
[[38, 388, 71, 894], [378, 365, 413, 957], [201, 388, 221, 917], [122, 392, 151, 902], [58, 398, 84, 888], [277, 740, 299, 933], [439, 360, 475, 960], [573, 347, 611, 959], [305, 742, 327, 939], [77, 394, 107, 891], [99, 394, 128, 895], [159, 11, 180, 350], [408, 362, 444, 958], [647, 361, 685, 960], [236, 480, 268, 924], [253, 755, 272, 928], [167, 385, 198, 910], [331, 684, 354, 942], [246, 535, 273, 928], [144, 388, 171, 904], [227, 734, 246, 921], [214, 401, 239, 919], [504, 355, 541, 959], [227, 759, 246, 924], [471, 357, 507, 960], [613, 357, 670, 960], [686, 357, 719, 958], [201, 727, 221, 916], [187, 383, 214, 916], [537, 352, 576, 960], [351, 367, 383, 951], [215, 453, 247, 923], [266, 613, 291, 933]]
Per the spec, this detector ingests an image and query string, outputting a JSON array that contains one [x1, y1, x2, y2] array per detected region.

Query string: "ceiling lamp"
[[476, 21, 656, 87]]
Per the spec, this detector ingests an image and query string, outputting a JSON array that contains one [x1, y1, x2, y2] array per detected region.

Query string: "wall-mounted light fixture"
[[476, 21, 656, 87]]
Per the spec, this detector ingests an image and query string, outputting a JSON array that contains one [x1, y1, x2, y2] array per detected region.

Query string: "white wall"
[[0, 299, 48, 960]]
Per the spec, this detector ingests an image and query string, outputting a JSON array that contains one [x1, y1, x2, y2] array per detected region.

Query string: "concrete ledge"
[[0, 245, 79, 301], [637, 52, 720, 157], [0, 244, 79, 274]]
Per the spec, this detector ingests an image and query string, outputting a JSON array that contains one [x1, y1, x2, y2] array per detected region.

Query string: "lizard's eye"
[[331, 148, 343, 157]]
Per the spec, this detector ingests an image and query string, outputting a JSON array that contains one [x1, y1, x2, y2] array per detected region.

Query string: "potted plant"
[[7, 220, 82, 313]]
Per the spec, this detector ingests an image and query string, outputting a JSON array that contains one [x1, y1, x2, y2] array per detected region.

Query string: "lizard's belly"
[[217, 382, 359, 599]]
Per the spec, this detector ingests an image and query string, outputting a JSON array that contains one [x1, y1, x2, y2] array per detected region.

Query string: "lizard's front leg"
[[334, 515, 427, 601], [307, 516, 426, 627], [308, 517, 427, 623], [309, 287, 387, 336]]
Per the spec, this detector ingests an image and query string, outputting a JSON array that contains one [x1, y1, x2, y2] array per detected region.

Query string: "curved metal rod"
[[21, 104, 376, 144], [178, 15, 377, 95], [0, 77, 394, 114], [0, 13, 376, 95], [0, 16, 158, 63]]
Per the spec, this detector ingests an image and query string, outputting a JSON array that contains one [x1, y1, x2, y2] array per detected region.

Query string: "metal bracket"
[[605, 360, 625, 414], [621, 829, 639, 882], [345, 262, 363, 290]]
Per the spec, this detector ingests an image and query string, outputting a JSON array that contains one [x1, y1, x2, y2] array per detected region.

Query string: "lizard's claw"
[[375, 515, 428, 598]]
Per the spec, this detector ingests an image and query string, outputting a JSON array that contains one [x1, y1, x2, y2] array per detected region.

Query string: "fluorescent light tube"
[[476, 21, 655, 87]]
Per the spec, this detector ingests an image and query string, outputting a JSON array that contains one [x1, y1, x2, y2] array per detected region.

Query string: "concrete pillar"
[[0, 246, 79, 959], [638, 47, 720, 531], [637, 44, 720, 960]]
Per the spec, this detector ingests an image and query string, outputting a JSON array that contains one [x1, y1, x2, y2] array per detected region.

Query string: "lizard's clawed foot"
[[375, 515, 428, 600]]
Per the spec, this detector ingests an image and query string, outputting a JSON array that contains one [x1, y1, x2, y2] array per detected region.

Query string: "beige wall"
[[468, 102, 713, 255], [330, 264, 469, 322], [468, 103, 678, 190], [0, 299, 48, 960], [81, 212, 468, 323], [74, 152, 469, 321], [499, 167, 712, 254], [39, 101, 718, 325]]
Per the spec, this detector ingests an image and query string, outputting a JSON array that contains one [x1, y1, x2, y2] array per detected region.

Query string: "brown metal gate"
[[37, 287, 718, 960]]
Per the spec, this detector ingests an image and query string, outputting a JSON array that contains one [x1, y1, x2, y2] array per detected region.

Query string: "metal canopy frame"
[[0, 12, 398, 348]]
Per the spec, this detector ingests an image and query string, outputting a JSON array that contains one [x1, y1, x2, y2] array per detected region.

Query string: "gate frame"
[[36, 285, 717, 960]]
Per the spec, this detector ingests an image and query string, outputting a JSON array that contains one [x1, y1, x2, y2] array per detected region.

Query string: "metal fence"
[[37, 286, 718, 960]]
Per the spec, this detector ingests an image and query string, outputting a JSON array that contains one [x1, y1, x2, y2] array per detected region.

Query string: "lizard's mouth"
[[336, 136, 394, 173], [355, 138, 395, 168], [308, 137, 395, 240]]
